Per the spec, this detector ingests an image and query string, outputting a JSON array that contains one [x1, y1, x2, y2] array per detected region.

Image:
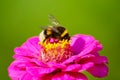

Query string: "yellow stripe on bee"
[[47, 27, 52, 35], [61, 30, 68, 37], [47, 30, 52, 35]]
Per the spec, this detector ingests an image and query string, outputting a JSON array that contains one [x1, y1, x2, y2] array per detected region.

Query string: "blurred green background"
[[0, 0, 120, 80]]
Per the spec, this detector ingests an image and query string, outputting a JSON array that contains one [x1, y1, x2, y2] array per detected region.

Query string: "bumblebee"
[[39, 15, 70, 43]]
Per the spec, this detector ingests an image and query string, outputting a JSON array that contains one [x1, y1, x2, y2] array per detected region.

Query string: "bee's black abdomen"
[[61, 33, 70, 40], [43, 26, 70, 42], [56, 26, 65, 34], [56, 26, 70, 40]]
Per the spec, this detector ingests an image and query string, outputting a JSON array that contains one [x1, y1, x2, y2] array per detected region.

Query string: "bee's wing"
[[48, 14, 61, 26]]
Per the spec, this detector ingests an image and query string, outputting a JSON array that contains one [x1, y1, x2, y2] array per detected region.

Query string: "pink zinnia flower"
[[8, 34, 108, 80], [8, 14, 108, 80]]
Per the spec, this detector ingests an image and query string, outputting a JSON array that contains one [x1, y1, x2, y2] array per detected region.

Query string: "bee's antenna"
[[39, 26, 48, 30]]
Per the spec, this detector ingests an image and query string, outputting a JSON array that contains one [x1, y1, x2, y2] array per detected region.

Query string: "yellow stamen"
[[39, 40, 70, 51], [39, 39, 72, 63]]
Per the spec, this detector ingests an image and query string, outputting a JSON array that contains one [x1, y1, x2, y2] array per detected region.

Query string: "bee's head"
[[45, 27, 53, 36]]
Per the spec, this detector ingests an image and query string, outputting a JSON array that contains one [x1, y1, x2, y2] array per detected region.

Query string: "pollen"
[[39, 39, 73, 63]]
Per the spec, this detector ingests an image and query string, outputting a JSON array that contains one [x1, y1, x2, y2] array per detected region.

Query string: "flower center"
[[39, 39, 73, 63]]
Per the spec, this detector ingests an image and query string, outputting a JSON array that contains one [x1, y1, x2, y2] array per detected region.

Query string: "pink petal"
[[87, 63, 108, 78], [27, 67, 56, 77], [71, 34, 102, 57], [13, 48, 39, 59], [20, 72, 33, 80], [87, 56, 108, 64], [79, 40, 102, 57], [52, 72, 88, 80], [62, 55, 79, 64], [40, 74, 53, 80], [63, 59, 94, 72], [8, 60, 27, 80], [70, 35, 85, 55], [64, 64, 81, 72], [79, 62, 94, 72], [8, 59, 42, 79], [31, 59, 48, 67], [78, 55, 108, 64], [21, 36, 41, 54], [13, 37, 41, 59], [47, 62, 66, 69], [62, 54, 94, 65]]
